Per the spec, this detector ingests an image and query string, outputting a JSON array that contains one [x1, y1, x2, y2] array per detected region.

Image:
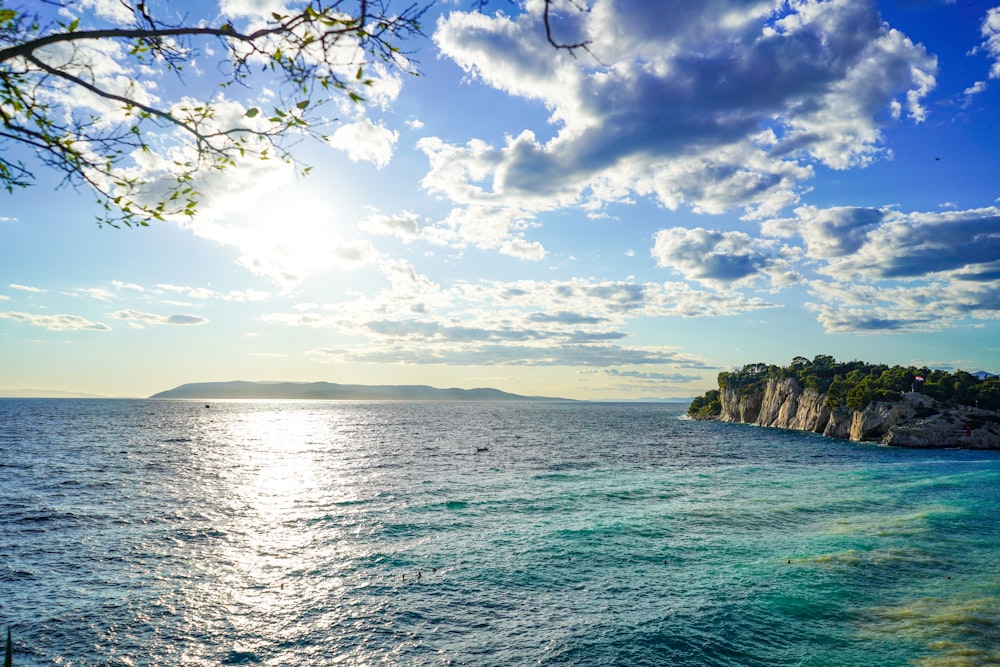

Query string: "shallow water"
[[1, 399, 998, 665]]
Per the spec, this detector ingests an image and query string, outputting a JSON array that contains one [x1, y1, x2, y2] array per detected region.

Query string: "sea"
[[1, 399, 998, 666]]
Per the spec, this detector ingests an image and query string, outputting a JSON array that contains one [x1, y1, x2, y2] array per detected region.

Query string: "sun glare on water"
[[180, 404, 367, 660]]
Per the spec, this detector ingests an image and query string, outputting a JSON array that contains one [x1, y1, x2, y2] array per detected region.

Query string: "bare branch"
[[543, 0, 592, 55]]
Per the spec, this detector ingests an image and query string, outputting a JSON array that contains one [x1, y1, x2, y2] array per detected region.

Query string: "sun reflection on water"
[[187, 404, 367, 662]]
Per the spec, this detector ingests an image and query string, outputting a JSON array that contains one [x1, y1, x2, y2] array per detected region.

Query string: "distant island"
[[150, 380, 572, 402], [688, 355, 1000, 449], [0, 389, 106, 398]]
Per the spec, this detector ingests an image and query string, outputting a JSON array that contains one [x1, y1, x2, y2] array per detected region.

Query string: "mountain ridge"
[[149, 380, 572, 402]]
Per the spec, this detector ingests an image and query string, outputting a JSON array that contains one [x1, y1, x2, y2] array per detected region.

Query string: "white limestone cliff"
[[715, 377, 1000, 449]]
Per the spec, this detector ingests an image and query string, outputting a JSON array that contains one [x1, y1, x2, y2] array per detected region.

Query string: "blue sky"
[[1, 0, 999, 399]]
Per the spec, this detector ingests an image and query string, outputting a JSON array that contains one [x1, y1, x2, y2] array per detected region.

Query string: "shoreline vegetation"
[[688, 356, 1000, 449]]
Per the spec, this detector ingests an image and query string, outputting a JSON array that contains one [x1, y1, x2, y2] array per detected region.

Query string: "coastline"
[[694, 376, 1000, 450]]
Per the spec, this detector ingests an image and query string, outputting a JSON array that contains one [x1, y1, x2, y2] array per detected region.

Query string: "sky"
[[1, 0, 999, 400]]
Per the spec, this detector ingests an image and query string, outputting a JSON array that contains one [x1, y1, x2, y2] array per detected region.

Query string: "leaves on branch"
[[0, 0, 589, 228], [0, 0, 426, 227]]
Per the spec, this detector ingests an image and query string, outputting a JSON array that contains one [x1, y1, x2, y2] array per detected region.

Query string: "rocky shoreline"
[[699, 376, 1000, 449]]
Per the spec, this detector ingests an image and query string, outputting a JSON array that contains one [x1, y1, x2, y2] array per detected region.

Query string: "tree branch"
[[22, 51, 208, 142], [543, 0, 591, 54]]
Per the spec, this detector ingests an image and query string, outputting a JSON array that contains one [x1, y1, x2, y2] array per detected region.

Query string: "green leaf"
[[245, 107, 259, 118], [296, 100, 309, 109], [69, 18, 80, 32]]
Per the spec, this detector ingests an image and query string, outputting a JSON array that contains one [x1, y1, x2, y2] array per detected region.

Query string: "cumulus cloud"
[[762, 206, 886, 259], [500, 236, 546, 260], [72, 0, 136, 24], [425, 0, 936, 222], [404, 205, 548, 259], [651, 227, 794, 288], [982, 6, 1000, 78], [776, 206, 1000, 281], [639, 201, 1000, 335], [964, 80, 987, 97], [754, 204, 1000, 333], [0, 311, 111, 332], [326, 118, 400, 168], [263, 263, 776, 366], [806, 279, 1000, 334], [219, 0, 289, 19], [359, 210, 423, 241]]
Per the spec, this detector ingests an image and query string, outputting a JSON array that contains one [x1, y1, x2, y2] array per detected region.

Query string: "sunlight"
[[186, 184, 378, 288], [194, 405, 363, 653]]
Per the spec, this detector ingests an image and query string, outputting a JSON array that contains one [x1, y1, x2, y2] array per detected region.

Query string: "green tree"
[[0, 0, 585, 227], [687, 389, 721, 418], [0, 0, 422, 226], [0, 1, 426, 227], [690, 355, 999, 413]]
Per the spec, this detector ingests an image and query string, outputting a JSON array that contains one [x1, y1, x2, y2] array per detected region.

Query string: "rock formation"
[[713, 376, 1000, 449]]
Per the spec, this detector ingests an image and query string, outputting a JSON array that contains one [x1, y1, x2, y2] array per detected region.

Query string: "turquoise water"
[[1, 399, 998, 665]]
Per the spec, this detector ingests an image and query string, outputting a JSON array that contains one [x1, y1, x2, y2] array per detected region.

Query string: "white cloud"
[[112, 309, 209, 327], [9, 284, 45, 293], [651, 227, 792, 288], [262, 265, 777, 366], [794, 206, 1000, 282], [500, 237, 546, 260], [425, 0, 936, 223], [332, 239, 380, 267], [111, 281, 146, 292], [219, 0, 290, 20], [762, 206, 885, 260], [70, 287, 116, 301], [154, 284, 272, 302], [31, 37, 160, 131], [806, 279, 1000, 334], [154, 167, 381, 289], [359, 210, 423, 241], [758, 204, 1000, 333], [982, 6, 1000, 78], [964, 80, 987, 96], [155, 284, 218, 300], [73, 0, 136, 24], [327, 118, 399, 168], [0, 311, 111, 332], [418, 205, 547, 258]]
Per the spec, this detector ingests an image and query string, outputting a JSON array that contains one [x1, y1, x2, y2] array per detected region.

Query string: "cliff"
[[715, 376, 1000, 449]]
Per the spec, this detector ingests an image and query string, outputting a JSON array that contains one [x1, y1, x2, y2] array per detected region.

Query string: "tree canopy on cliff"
[[690, 355, 1000, 416]]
